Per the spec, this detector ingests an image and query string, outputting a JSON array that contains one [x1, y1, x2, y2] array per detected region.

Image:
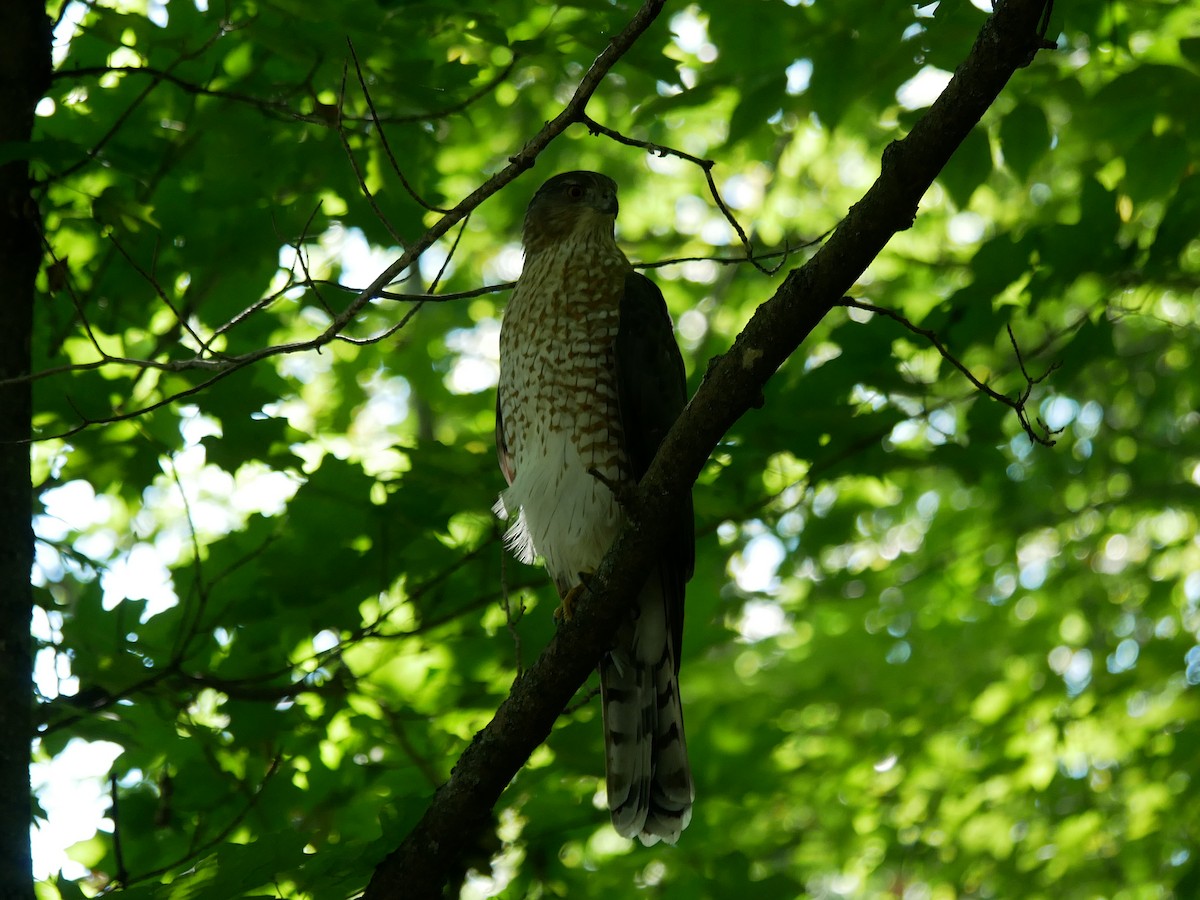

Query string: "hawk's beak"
[[600, 194, 619, 217]]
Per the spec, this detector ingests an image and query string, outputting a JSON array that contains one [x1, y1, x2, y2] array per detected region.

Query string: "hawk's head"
[[522, 171, 619, 253]]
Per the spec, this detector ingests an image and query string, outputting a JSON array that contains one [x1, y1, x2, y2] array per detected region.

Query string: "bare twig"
[[112, 755, 284, 888], [579, 112, 711, 167], [347, 39, 450, 214], [53, 56, 521, 128], [413, 57, 520, 124], [580, 112, 785, 274], [333, 211, 470, 346], [385, 708, 444, 789], [336, 59, 408, 245], [108, 235, 208, 351], [41, 237, 111, 361], [379, 281, 514, 303], [838, 298, 1060, 446], [500, 546, 525, 677], [640, 243, 823, 270], [563, 684, 600, 717], [368, 245, 822, 305], [209, 201, 326, 342], [157, 450, 214, 664], [292, 230, 335, 320], [109, 773, 129, 887], [49, 27, 229, 184]]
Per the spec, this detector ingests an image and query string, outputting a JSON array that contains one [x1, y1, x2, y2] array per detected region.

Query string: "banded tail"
[[599, 573, 693, 845]]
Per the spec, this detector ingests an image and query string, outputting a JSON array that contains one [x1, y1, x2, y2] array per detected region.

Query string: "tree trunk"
[[0, 3, 50, 897]]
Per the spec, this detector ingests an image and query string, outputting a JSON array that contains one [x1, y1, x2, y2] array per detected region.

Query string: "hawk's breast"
[[496, 232, 632, 592]]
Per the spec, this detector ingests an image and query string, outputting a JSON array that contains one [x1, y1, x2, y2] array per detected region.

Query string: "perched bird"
[[494, 171, 695, 845]]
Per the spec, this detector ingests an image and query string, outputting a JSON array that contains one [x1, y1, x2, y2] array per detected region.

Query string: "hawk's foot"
[[555, 572, 594, 623]]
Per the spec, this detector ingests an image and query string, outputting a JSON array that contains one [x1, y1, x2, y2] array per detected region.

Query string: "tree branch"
[[363, 1, 1056, 896]]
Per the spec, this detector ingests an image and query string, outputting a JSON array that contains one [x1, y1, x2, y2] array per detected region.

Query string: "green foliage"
[[30, 0, 1200, 897]]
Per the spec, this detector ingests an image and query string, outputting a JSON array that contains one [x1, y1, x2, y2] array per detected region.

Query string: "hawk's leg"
[[587, 466, 637, 509], [555, 571, 595, 622]]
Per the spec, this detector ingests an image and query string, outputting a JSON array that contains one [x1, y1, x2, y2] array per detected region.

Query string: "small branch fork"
[[840, 298, 1061, 446]]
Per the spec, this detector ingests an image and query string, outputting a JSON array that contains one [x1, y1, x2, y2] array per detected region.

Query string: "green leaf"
[[1149, 172, 1200, 270], [938, 126, 992, 209], [999, 102, 1050, 181], [725, 74, 787, 148], [1123, 132, 1188, 205]]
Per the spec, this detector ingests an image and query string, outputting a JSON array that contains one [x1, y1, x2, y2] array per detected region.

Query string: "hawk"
[[494, 171, 695, 845]]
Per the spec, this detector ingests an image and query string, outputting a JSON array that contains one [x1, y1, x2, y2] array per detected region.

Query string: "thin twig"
[[108, 235, 209, 350], [111, 755, 284, 888], [335, 212, 471, 346], [48, 27, 229, 184], [378, 281, 514, 303], [41, 237, 111, 361], [336, 59, 407, 244], [52, 56, 521, 127], [293, 230, 335, 320], [209, 201, 326, 341], [563, 684, 601, 716], [579, 112, 784, 274], [839, 298, 1061, 445], [370, 245, 823, 304], [157, 450, 213, 664], [109, 773, 129, 887], [347, 38, 449, 214], [500, 546, 525, 677], [411, 56, 520, 123]]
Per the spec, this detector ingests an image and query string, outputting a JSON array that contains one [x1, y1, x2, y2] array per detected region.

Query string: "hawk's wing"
[[614, 271, 694, 658], [495, 392, 516, 487], [602, 270, 695, 845]]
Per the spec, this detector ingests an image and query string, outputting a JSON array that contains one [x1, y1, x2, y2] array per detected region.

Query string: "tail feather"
[[599, 575, 693, 845]]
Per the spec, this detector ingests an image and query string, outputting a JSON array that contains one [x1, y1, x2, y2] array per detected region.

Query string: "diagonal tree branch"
[[363, 0, 1056, 896]]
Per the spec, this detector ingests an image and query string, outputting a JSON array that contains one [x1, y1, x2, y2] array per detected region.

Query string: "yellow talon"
[[555, 579, 590, 622]]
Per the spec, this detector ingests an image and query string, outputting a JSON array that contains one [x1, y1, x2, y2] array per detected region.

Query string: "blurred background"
[[28, 0, 1200, 897]]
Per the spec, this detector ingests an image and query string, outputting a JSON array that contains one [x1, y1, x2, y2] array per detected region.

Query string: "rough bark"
[[0, 3, 50, 898], [364, 1, 1055, 897]]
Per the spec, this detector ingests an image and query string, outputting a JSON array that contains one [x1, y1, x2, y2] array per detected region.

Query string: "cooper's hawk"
[[494, 171, 695, 845]]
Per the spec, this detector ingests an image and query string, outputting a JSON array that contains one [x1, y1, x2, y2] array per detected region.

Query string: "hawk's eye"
[[565, 184, 586, 201]]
